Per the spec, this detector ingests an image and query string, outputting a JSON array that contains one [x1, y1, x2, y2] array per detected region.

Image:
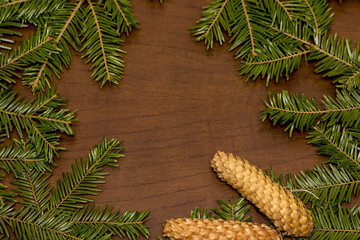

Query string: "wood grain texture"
[[7, 0, 360, 239]]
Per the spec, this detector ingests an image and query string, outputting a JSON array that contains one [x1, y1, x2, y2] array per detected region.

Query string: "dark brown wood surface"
[[9, 0, 360, 239]]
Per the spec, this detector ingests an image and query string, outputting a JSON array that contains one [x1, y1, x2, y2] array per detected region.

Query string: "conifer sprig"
[[0, 138, 150, 240], [11, 167, 52, 211], [0, 86, 76, 161], [0, 143, 50, 177], [0, 0, 139, 91], [308, 124, 360, 173], [0, 0, 65, 24], [262, 90, 360, 136], [48, 138, 123, 214], [292, 165, 360, 207], [71, 205, 150, 240], [81, 0, 126, 87], [304, 206, 360, 240], [0, 27, 57, 86], [23, 1, 84, 92]]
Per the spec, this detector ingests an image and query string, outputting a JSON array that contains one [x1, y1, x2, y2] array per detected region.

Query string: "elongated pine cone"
[[163, 218, 282, 240], [211, 151, 314, 237]]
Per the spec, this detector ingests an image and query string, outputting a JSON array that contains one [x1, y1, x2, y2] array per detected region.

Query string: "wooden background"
[[9, 0, 360, 239]]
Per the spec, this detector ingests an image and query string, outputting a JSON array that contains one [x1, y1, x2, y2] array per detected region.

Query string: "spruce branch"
[[0, 0, 66, 24], [48, 138, 123, 214], [262, 89, 360, 136], [303, 206, 360, 240], [0, 19, 27, 50], [0, 205, 82, 240], [11, 168, 52, 211], [266, 165, 360, 208], [210, 198, 252, 222], [71, 205, 150, 240], [239, 0, 256, 57], [0, 142, 50, 177], [104, 0, 139, 35], [308, 124, 360, 173], [23, 1, 84, 92], [271, 26, 360, 90], [0, 27, 57, 85], [0, 138, 149, 239], [274, 0, 292, 21], [0, 86, 76, 161], [291, 164, 360, 207], [189, 0, 232, 49], [80, 0, 128, 87]]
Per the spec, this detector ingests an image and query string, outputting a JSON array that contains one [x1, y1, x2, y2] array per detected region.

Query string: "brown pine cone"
[[211, 151, 314, 237], [163, 218, 282, 240]]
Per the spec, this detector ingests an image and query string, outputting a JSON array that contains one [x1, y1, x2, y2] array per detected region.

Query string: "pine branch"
[[48, 138, 124, 214], [189, 0, 233, 49], [0, 174, 15, 207], [0, 142, 50, 177], [23, 1, 84, 92], [104, 0, 139, 35], [71, 205, 150, 240], [289, 164, 360, 207], [211, 198, 252, 222], [0, 205, 82, 240], [81, 0, 126, 87], [303, 206, 360, 240], [262, 90, 360, 136], [11, 168, 52, 211], [271, 26, 360, 90], [0, 0, 66, 24], [0, 27, 57, 85], [0, 86, 76, 161], [274, 0, 292, 21], [239, 46, 309, 85], [262, 90, 322, 136], [0, 19, 27, 51], [310, 34, 360, 90], [308, 124, 360, 173]]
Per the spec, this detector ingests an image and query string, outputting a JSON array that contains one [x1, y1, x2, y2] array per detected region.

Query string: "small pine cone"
[[163, 218, 282, 240], [211, 151, 314, 237]]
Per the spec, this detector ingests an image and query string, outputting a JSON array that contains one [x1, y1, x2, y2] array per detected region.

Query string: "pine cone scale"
[[211, 151, 314, 237], [164, 218, 282, 240]]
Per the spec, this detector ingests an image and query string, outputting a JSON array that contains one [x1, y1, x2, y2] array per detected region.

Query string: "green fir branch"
[[11, 168, 52, 211], [286, 165, 360, 207], [23, 1, 84, 92], [0, 86, 76, 161], [0, 138, 149, 239], [81, 0, 127, 87], [262, 89, 360, 136], [189, 0, 233, 49], [48, 138, 123, 214], [0, 174, 15, 207], [104, 0, 139, 35], [210, 198, 252, 222], [0, 205, 82, 240], [308, 124, 360, 173], [0, 0, 66, 24], [0, 19, 27, 50], [0, 142, 50, 177], [71, 205, 150, 240], [301, 206, 360, 240], [189, 198, 252, 222], [0, 27, 57, 85]]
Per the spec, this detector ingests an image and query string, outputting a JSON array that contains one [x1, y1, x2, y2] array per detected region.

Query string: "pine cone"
[[211, 151, 314, 237], [163, 218, 282, 240]]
